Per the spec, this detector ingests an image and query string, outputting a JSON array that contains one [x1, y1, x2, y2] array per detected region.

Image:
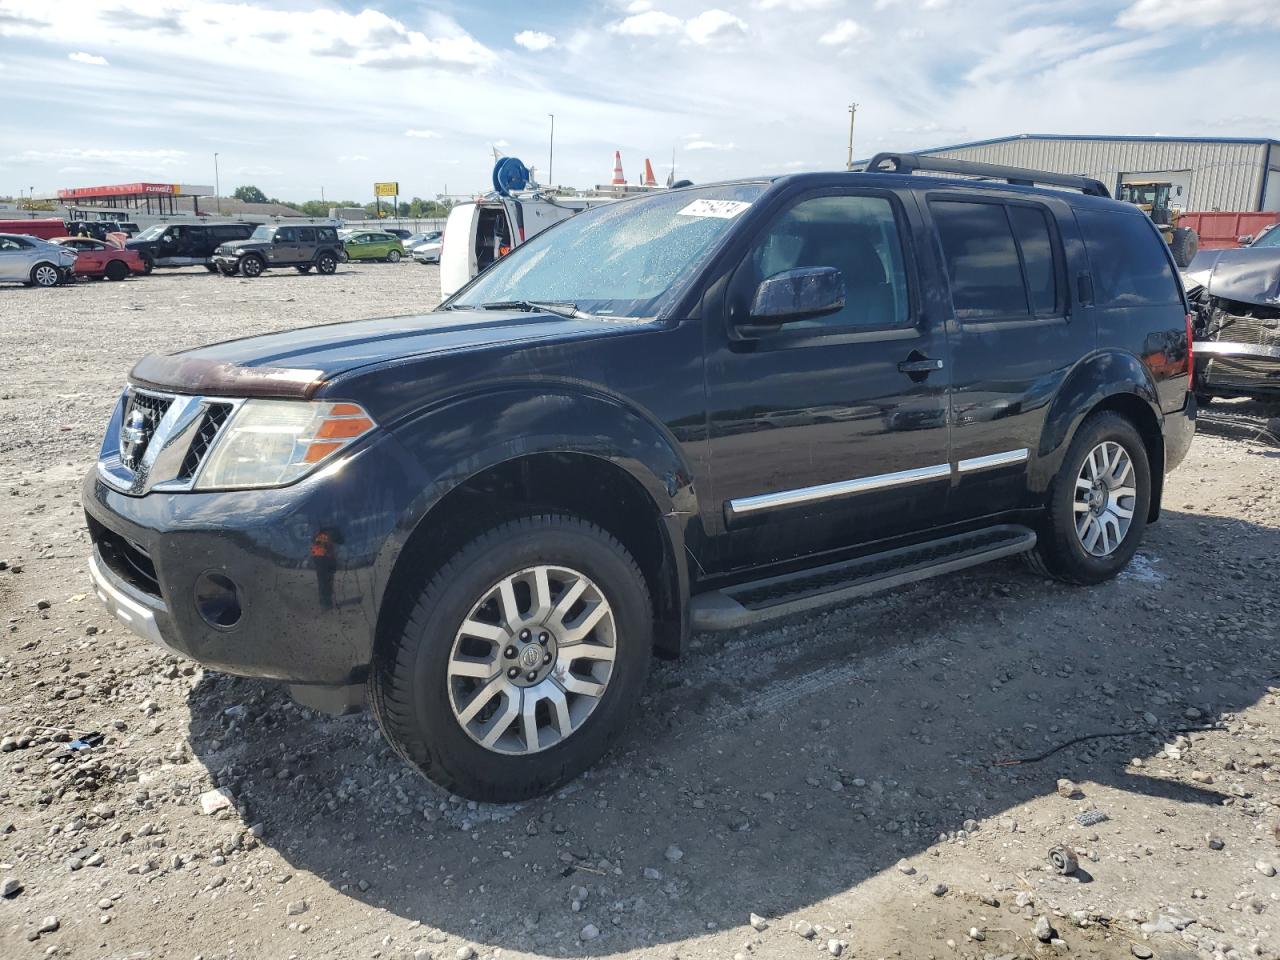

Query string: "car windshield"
[[134, 225, 165, 241], [1252, 227, 1280, 248], [450, 183, 769, 318], [249, 225, 274, 241]]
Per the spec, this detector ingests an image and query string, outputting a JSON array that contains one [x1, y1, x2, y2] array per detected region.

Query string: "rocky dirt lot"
[[2, 264, 1279, 960]]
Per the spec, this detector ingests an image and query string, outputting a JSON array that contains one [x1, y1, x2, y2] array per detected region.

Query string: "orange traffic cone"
[[611, 151, 625, 185], [643, 158, 657, 187]]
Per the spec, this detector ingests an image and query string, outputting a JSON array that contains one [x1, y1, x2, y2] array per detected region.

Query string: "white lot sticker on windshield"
[[676, 199, 751, 219]]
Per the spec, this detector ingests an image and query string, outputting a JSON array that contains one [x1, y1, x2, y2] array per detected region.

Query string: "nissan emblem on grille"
[[120, 409, 149, 468]]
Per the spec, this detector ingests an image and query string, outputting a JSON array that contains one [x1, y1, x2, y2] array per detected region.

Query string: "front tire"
[[369, 514, 652, 802], [1025, 412, 1151, 585], [239, 255, 264, 278], [295, 265, 312, 274], [31, 263, 60, 287], [140, 257, 154, 275], [1170, 227, 1198, 268]]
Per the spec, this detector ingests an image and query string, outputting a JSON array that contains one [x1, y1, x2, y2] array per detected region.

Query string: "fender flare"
[[371, 385, 699, 650], [1035, 349, 1165, 505]]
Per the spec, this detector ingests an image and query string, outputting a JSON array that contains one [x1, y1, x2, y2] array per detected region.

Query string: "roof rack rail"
[[863, 152, 1110, 198]]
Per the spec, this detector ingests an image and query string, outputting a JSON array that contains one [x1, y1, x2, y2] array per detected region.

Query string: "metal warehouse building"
[[914, 135, 1280, 213]]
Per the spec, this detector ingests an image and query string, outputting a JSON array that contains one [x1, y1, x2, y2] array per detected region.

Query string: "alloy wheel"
[[33, 265, 59, 287], [447, 565, 617, 755], [1073, 440, 1137, 557]]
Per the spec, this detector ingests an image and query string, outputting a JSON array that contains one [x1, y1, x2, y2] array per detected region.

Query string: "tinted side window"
[[1008, 205, 1057, 315], [1077, 210, 1182, 306], [317, 228, 336, 242], [931, 200, 1027, 318], [743, 193, 911, 329], [297, 227, 316, 242]]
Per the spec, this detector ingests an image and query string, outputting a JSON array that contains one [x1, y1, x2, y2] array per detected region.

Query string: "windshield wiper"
[[478, 300, 592, 320]]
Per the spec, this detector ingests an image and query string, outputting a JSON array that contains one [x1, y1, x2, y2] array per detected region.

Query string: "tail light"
[[1185, 311, 1195, 383]]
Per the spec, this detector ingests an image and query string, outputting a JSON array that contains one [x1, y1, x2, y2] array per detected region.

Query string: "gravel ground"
[[2, 264, 1280, 960]]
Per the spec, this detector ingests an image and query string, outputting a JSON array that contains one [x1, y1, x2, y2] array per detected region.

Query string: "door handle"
[[897, 357, 944, 375]]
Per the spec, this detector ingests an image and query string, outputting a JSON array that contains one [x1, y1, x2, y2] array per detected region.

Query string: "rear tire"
[[141, 257, 154, 275], [239, 254, 265, 278], [387, 249, 402, 263], [105, 260, 129, 281], [369, 513, 652, 802], [316, 252, 337, 275], [1025, 412, 1151, 585], [204, 264, 218, 273], [295, 265, 312, 274]]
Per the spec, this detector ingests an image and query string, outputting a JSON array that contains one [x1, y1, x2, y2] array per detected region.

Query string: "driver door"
[[703, 186, 953, 573]]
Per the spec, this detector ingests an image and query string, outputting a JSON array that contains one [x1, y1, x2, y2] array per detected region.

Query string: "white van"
[[439, 194, 612, 299]]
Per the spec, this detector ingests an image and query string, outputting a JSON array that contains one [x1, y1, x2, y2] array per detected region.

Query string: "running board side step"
[[689, 525, 1036, 631]]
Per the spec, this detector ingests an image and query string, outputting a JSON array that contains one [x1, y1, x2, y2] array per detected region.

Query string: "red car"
[[51, 237, 146, 281]]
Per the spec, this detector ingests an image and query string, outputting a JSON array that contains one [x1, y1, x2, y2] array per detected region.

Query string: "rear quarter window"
[[1077, 209, 1182, 306]]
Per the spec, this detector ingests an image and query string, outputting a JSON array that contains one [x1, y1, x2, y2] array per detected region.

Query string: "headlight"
[[194, 399, 375, 490]]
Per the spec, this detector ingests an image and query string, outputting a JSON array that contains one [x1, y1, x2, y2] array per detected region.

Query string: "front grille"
[[120, 390, 172, 471], [1216, 318, 1280, 349], [88, 516, 162, 599], [178, 403, 232, 479], [1204, 356, 1280, 392]]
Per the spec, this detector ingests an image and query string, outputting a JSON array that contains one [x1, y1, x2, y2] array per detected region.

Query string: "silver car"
[[0, 233, 77, 287]]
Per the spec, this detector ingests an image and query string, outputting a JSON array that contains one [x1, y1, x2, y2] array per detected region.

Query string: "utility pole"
[[547, 113, 555, 188], [846, 103, 858, 171], [213, 153, 221, 213]]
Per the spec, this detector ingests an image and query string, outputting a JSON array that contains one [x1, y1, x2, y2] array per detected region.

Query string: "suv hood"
[[129, 309, 654, 399], [215, 239, 266, 253], [1184, 247, 1280, 306]]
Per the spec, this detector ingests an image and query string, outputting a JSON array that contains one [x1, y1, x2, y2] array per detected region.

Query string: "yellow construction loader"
[[1118, 179, 1199, 267]]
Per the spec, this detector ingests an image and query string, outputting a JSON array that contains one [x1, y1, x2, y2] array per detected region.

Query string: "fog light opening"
[[195, 572, 242, 629]]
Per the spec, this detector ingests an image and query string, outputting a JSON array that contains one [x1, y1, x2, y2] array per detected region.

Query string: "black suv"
[[211, 224, 346, 277], [84, 155, 1196, 801], [125, 222, 255, 272]]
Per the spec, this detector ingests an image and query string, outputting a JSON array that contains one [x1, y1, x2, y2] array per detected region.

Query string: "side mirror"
[[1238, 235, 1253, 246], [745, 266, 845, 329]]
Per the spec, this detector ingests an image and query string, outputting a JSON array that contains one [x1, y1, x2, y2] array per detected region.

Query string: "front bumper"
[[82, 431, 419, 684]]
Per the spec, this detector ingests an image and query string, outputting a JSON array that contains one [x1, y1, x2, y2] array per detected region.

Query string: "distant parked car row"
[[0, 218, 438, 287]]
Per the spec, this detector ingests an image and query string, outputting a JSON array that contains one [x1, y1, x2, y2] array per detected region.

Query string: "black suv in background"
[[125, 222, 254, 272], [85, 154, 1195, 801], [211, 224, 346, 277]]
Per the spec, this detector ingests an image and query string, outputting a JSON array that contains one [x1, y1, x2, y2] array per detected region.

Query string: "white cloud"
[[404, 129, 440, 138], [4, 146, 183, 166], [68, 51, 109, 66], [1117, 0, 1277, 28], [514, 29, 556, 50], [494, 139, 510, 147], [685, 140, 734, 151], [756, 0, 838, 9], [612, 10, 684, 36], [337, 154, 370, 163], [625, 0, 654, 11], [686, 9, 747, 43], [611, 8, 746, 44], [818, 19, 865, 45]]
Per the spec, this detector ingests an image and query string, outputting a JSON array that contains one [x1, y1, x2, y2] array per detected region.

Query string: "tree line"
[[231, 186, 454, 219]]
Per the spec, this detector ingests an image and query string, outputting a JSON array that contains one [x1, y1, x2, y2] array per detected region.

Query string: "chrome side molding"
[[957, 448, 1028, 473], [727, 463, 951, 518], [726, 448, 1030, 518]]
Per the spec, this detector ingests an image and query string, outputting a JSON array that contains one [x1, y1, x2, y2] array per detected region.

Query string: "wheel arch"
[[368, 389, 699, 668], [1038, 350, 1165, 522]]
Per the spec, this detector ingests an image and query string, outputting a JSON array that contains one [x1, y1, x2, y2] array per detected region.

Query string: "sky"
[[1, 0, 1278, 203]]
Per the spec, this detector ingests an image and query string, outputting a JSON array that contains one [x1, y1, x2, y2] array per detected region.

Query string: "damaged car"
[[1184, 229, 1280, 404]]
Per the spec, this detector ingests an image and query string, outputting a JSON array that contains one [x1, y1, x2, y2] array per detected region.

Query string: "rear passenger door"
[[295, 227, 317, 262], [929, 194, 1082, 520]]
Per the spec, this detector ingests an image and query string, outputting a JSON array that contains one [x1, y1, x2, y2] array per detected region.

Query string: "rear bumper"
[[1163, 391, 1197, 472]]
